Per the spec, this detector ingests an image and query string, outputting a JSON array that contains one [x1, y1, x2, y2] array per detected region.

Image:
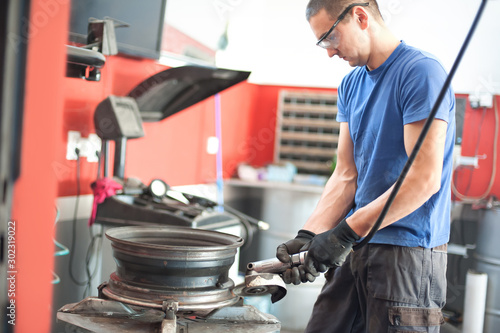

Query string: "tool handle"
[[246, 251, 307, 274]]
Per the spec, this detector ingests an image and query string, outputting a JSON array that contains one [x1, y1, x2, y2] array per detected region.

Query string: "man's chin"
[[345, 59, 357, 67], [346, 59, 362, 68], [337, 56, 359, 67]]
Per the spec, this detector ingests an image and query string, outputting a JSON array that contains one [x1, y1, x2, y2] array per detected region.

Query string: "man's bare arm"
[[303, 122, 358, 234]]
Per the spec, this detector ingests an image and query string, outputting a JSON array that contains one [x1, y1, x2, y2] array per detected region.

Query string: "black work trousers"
[[305, 243, 448, 333]]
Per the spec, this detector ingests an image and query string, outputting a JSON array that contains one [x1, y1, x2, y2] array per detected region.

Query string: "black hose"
[[353, 0, 488, 250], [181, 192, 258, 248], [69, 150, 87, 286]]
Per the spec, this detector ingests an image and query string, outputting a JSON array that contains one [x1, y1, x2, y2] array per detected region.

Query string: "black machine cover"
[[128, 65, 251, 122]]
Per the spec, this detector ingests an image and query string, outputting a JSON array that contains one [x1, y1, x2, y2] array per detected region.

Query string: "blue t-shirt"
[[336, 41, 455, 248]]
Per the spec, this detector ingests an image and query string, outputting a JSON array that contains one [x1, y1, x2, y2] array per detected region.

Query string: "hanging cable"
[[66, 147, 105, 296], [353, 0, 488, 250], [68, 148, 88, 286], [451, 107, 487, 200], [451, 98, 498, 202]]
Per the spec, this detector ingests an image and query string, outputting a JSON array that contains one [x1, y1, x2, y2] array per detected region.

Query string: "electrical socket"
[[469, 93, 493, 108], [479, 94, 493, 108], [66, 131, 81, 160], [206, 136, 219, 155], [66, 131, 101, 162]]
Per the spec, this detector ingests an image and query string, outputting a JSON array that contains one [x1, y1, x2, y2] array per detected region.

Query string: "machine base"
[[57, 297, 281, 333]]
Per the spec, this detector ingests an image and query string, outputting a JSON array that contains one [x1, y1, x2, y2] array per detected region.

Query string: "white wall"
[[214, 0, 500, 94]]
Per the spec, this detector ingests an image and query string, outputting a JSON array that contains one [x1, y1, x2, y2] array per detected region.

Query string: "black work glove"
[[304, 219, 360, 274], [276, 230, 319, 285]]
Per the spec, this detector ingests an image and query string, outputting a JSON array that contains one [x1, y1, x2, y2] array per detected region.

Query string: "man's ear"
[[353, 6, 369, 30]]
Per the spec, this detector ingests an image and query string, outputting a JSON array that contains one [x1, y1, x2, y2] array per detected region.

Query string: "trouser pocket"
[[388, 306, 444, 332], [367, 244, 447, 307], [367, 245, 425, 304]]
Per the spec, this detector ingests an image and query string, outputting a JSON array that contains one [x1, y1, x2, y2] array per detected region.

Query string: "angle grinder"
[[233, 251, 307, 303]]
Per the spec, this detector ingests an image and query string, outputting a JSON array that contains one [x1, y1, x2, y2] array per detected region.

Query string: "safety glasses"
[[316, 2, 369, 49]]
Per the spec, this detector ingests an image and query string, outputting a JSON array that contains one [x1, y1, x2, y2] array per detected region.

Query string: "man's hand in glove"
[[304, 219, 360, 274], [276, 230, 320, 285]]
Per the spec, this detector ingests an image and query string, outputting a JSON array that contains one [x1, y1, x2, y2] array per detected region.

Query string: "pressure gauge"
[[148, 179, 168, 198]]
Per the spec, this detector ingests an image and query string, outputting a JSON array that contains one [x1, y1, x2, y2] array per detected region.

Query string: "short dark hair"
[[306, 0, 383, 22]]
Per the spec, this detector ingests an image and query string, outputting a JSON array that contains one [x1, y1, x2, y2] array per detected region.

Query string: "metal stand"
[[161, 301, 178, 333]]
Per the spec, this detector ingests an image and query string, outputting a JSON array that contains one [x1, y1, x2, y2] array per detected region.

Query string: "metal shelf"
[[275, 90, 339, 176]]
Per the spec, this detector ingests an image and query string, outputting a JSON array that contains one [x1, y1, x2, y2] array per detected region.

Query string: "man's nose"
[[327, 48, 338, 58]]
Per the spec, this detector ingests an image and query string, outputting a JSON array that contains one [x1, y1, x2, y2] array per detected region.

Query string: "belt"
[[431, 243, 448, 252]]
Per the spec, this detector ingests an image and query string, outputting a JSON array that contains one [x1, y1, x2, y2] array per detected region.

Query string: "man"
[[276, 1, 455, 332]]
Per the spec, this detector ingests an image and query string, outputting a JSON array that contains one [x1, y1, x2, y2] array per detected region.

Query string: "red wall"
[[10, 0, 70, 332], [58, 56, 262, 196], [59, 56, 165, 196], [58, 60, 338, 197], [453, 95, 500, 201], [66, 79, 500, 202]]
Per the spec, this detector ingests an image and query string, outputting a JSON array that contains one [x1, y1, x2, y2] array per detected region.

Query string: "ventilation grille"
[[274, 90, 339, 176]]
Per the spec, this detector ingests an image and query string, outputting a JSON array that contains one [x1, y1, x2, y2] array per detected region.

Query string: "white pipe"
[[463, 270, 488, 333]]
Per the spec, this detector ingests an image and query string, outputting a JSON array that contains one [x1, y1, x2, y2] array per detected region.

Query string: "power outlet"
[[66, 131, 101, 162], [206, 136, 219, 155], [469, 93, 493, 109]]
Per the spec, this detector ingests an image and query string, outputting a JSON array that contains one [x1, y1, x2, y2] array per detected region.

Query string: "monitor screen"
[[69, 0, 167, 59]]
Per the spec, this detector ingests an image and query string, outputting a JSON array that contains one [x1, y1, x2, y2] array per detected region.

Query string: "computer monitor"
[[69, 0, 167, 59]]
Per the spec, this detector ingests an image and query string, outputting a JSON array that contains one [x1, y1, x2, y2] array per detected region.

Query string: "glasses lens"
[[318, 29, 341, 49]]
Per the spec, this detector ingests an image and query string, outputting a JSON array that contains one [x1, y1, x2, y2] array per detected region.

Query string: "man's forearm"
[[303, 170, 357, 234]]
